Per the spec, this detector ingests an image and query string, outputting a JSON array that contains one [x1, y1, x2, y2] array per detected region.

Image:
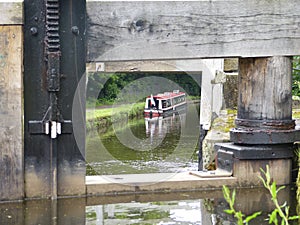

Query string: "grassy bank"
[[86, 102, 145, 131]]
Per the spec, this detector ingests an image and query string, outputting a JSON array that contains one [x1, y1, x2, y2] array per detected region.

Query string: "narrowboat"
[[144, 90, 186, 118]]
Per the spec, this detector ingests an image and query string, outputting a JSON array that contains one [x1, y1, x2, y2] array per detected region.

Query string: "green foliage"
[[292, 56, 300, 97], [87, 72, 201, 106], [86, 163, 99, 175], [259, 165, 300, 225], [222, 185, 262, 225], [223, 165, 300, 225]]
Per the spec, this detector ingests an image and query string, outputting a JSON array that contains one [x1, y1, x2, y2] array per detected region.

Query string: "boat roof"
[[147, 91, 185, 100]]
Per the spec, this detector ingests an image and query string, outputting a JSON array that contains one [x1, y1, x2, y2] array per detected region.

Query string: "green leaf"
[[288, 215, 300, 220], [269, 210, 278, 224], [224, 209, 234, 215], [284, 205, 289, 216], [259, 175, 267, 188], [232, 189, 236, 206], [280, 201, 287, 209], [276, 185, 285, 194], [235, 211, 245, 219], [222, 185, 231, 203], [271, 182, 277, 198], [244, 211, 262, 223]]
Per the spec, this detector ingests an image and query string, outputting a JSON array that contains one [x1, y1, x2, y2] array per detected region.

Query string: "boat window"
[[148, 98, 159, 108], [173, 95, 185, 105], [162, 99, 171, 108]]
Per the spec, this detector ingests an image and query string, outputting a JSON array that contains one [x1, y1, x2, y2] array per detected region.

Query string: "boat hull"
[[144, 103, 186, 118]]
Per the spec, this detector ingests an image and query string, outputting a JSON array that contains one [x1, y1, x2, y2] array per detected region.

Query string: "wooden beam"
[[0, 26, 23, 201], [0, 1, 23, 25], [87, 0, 300, 61]]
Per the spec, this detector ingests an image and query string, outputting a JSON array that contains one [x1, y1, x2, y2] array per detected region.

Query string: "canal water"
[[86, 187, 297, 225], [82, 103, 298, 225], [0, 187, 297, 225], [1, 103, 297, 224], [86, 103, 201, 175]]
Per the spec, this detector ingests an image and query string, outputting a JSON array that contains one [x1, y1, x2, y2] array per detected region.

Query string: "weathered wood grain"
[[87, 0, 300, 61], [238, 56, 292, 121], [0, 1, 23, 25], [0, 26, 23, 201], [233, 159, 291, 186]]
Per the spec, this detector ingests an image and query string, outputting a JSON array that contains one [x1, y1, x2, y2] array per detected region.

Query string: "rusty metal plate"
[[235, 118, 295, 130]]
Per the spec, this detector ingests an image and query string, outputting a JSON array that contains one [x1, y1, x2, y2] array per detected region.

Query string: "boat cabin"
[[144, 90, 186, 117]]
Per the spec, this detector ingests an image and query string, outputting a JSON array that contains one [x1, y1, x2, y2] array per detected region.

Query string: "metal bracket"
[[29, 120, 73, 138], [47, 52, 60, 92], [216, 149, 234, 173]]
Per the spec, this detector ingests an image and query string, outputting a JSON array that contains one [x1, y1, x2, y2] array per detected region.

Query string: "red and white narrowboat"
[[144, 90, 186, 118]]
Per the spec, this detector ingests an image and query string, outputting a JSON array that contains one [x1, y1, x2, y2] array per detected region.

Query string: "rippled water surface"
[[86, 103, 200, 175], [0, 187, 297, 225]]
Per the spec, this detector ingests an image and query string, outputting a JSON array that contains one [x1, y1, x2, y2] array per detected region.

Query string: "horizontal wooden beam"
[[0, 1, 23, 25], [87, 0, 300, 61]]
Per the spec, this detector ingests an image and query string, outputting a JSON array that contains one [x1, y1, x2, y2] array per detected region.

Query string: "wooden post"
[[238, 57, 292, 122], [232, 57, 296, 144], [0, 2, 23, 201]]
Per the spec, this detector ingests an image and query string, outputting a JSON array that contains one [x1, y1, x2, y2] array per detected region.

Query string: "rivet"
[[71, 26, 79, 35], [30, 27, 38, 36]]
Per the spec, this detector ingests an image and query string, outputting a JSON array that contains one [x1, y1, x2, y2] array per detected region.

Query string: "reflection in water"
[[144, 112, 186, 142], [86, 200, 201, 225], [86, 104, 199, 175], [0, 187, 297, 224]]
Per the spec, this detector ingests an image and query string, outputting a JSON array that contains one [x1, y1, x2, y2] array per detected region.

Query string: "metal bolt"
[[30, 27, 38, 36], [71, 26, 79, 35]]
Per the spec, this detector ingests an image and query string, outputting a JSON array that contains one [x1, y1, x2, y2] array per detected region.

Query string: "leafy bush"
[[292, 56, 300, 97]]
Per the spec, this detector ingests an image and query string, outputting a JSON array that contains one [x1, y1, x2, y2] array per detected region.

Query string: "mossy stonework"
[[202, 110, 236, 170]]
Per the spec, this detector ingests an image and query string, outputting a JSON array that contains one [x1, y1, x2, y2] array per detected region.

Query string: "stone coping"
[[86, 172, 237, 196]]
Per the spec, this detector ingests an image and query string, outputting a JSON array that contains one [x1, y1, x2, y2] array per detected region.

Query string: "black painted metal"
[[24, 0, 50, 198], [235, 118, 296, 130], [24, 0, 86, 199], [216, 150, 233, 174], [230, 128, 300, 145], [198, 125, 208, 171], [57, 0, 86, 196], [215, 143, 294, 160], [231, 116, 300, 145]]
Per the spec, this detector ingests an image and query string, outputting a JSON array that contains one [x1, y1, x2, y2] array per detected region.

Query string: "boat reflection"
[[144, 111, 186, 140]]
